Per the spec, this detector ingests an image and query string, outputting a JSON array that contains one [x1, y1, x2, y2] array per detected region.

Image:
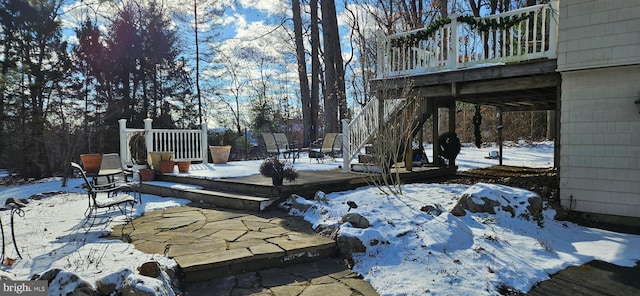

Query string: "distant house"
[[557, 0, 640, 225], [353, 0, 639, 226]]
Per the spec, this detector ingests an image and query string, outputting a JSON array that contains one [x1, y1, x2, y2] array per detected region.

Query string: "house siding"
[[560, 67, 640, 217], [557, 0, 640, 71], [558, 0, 640, 219]]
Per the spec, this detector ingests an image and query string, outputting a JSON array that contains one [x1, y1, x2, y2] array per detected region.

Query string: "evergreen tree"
[[0, 0, 70, 178]]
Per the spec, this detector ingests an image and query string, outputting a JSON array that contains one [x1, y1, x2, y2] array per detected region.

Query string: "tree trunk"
[[321, 0, 345, 133], [292, 0, 312, 147], [310, 0, 320, 140], [194, 0, 203, 124]]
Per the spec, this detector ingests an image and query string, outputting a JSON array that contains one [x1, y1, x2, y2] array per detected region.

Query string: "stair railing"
[[342, 97, 406, 172]]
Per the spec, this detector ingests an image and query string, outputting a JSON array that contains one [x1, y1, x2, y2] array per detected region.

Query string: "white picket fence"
[[118, 118, 208, 166]]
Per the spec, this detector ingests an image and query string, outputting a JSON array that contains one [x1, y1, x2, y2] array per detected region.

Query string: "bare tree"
[[215, 52, 247, 135], [310, 0, 321, 138], [321, 0, 347, 133], [366, 82, 420, 195], [291, 0, 313, 146], [172, 0, 224, 124]]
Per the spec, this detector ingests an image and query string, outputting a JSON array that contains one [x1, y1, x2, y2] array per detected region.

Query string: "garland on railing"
[[389, 13, 533, 47]]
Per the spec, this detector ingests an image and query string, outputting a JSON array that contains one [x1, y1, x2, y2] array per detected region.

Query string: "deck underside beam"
[[372, 59, 560, 111]]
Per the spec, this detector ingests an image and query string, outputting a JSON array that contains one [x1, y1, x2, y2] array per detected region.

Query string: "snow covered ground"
[[0, 141, 638, 295]]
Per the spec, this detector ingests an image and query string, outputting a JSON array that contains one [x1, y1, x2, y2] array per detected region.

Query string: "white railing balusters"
[[342, 97, 406, 171], [119, 119, 209, 165], [377, 1, 558, 78]]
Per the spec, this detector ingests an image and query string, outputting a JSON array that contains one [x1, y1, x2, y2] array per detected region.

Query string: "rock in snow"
[[31, 261, 177, 296]]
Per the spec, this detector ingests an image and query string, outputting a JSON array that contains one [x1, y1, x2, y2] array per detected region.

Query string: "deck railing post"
[[342, 119, 350, 172], [118, 119, 127, 167], [201, 122, 209, 163], [547, 0, 559, 59], [144, 118, 153, 159], [376, 30, 386, 79], [449, 13, 460, 70]]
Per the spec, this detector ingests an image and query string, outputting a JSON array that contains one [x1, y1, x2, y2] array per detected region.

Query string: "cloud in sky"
[[235, 0, 290, 17]]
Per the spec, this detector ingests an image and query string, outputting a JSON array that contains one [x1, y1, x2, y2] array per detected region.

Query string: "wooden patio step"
[[138, 181, 277, 211]]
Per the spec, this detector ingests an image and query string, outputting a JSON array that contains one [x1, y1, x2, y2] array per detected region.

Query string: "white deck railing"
[[377, 0, 558, 78], [118, 118, 208, 166], [342, 98, 406, 171]]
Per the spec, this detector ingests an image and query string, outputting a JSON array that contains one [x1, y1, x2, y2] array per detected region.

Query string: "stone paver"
[[111, 204, 378, 294], [185, 258, 379, 296]]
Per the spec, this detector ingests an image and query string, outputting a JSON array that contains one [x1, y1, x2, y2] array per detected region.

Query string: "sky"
[[59, 0, 363, 129], [58, 0, 298, 128], [2, 141, 639, 295]]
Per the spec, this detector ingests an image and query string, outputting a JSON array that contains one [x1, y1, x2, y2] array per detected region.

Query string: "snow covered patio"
[[1, 142, 638, 295]]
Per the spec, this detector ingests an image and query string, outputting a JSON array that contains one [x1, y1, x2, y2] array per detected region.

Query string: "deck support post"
[[448, 102, 456, 167], [554, 83, 561, 169], [498, 108, 503, 166], [431, 100, 439, 166], [405, 100, 415, 171]]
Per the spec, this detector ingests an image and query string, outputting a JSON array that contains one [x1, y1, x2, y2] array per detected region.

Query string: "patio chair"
[[262, 133, 299, 163], [71, 162, 136, 229], [97, 153, 132, 185], [94, 153, 141, 202], [333, 133, 344, 157], [310, 133, 343, 162], [262, 133, 280, 157]]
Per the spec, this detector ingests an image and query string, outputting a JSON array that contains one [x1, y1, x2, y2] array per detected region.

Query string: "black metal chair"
[[71, 162, 136, 229]]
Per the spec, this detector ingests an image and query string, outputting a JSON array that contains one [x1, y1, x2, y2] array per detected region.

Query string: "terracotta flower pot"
[[158, 160, 175, 174], [209, 146, 231, 164], [80, 153, 102, 174], [138, 168, 155, 181], [177, 161, 191, 173], [148, 152, 174, 170]]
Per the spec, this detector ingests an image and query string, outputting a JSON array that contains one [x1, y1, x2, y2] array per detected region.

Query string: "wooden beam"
[[371, 59, 560, 112], [498, 108, 503, 166], [372, 59, 558, 88], [457, 74, 559, 95], [448, 104, 456, 166], [405, 100, 415, 172], [408, 85, 451, 98], [431, 101, 439, 166]]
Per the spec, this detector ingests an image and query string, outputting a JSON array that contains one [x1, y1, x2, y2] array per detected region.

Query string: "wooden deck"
[[140, 166, 457, 211], [372, 2, 560, 112], [373, 59, 560, 112]]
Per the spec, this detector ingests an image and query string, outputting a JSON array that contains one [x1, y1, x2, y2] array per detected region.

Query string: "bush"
[[259, 157, 298, 184]]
